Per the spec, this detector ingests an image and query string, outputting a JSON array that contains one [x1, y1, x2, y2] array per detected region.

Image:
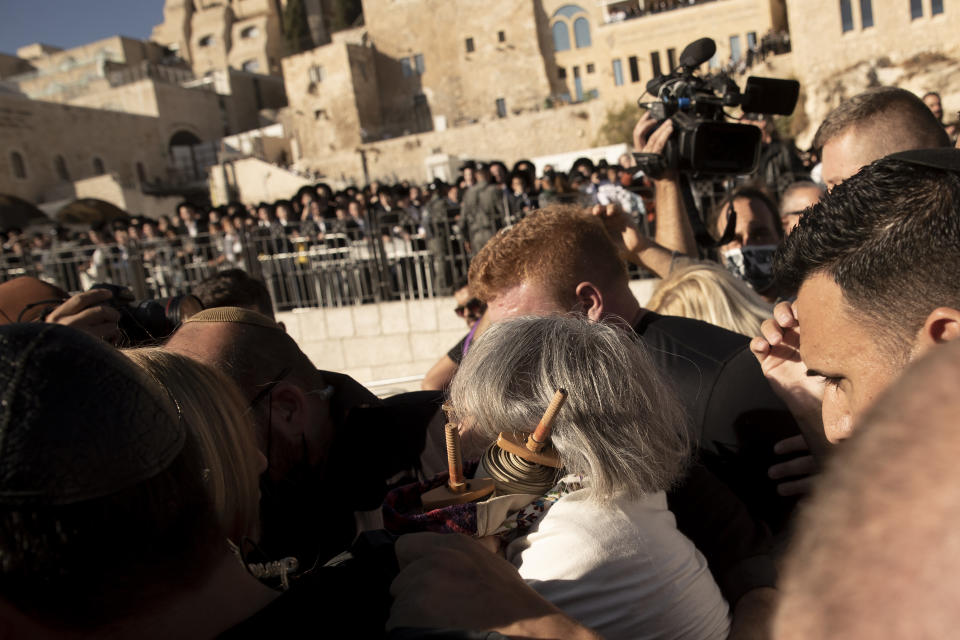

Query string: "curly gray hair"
[[449, 315, 691, 501]]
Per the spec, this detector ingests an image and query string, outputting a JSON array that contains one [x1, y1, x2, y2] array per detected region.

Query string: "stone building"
[[0, 92, 181, 216], [0, 33, 288, 216], [785, 0, 960, 143], [787, 0, 955, 79], [151, 0, 331, 77], [280, 0, 790, 182]]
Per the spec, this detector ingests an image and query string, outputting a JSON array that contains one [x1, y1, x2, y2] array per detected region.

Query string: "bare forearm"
[[421, 355, 458, 391], [623, 235, 676, 279], [653, 178, 697, 257]]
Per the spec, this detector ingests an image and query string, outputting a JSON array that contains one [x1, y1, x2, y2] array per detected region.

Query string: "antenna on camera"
[[678, 37, 716, 71]]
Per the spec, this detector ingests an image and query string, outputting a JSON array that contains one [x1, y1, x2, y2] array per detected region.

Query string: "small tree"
[[595, 101, 644, 147]]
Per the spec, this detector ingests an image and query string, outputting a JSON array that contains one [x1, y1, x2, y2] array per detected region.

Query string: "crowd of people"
[[604, 0, 722, 24], [1, 157, 658, 305], [0, 77, 959, 640]]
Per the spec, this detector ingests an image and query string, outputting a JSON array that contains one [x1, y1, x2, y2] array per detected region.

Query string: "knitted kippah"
[[0, 324, 185, 506], [182, 306, 280, 330]]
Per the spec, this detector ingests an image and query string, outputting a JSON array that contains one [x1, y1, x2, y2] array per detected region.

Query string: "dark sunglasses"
[[454, 298, 485, 317]]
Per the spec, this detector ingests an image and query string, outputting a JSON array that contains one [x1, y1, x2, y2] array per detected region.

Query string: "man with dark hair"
[[752, 150, 960, 445], [922, 90, 944, 124], [175, 201, 200, 237], [813, 86, 950, 189], [707, 187, 783, 299], [923, 90, 958, 142], [192, 268, 276, 320]]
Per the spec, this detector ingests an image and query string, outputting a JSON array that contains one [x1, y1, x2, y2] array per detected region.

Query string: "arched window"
[[10, 151, 26, 179], [198, 34, 214, 47], [553, 4, 586, 19], [54, 155, 70, 181], [573, 17, 591, 48], [552, 22, 571, 52], [240, 25, 259, 39], [241, 59, 260, 72], [92, 157, 105, 175], [136, 162, 147, 183]]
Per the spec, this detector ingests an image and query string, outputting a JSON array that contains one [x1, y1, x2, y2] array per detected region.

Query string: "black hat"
[[0, 324, 185, 506]]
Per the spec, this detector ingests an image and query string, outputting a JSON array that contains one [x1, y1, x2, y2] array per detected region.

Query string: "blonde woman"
[[125, 348, 265, 545], [647, 261, 773, 337]]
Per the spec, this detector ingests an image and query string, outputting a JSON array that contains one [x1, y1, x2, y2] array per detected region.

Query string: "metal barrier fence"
[[0, 218, 475, 310], [1, 196, 654, 310]]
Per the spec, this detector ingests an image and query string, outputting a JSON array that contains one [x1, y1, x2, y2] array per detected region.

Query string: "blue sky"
[[0, 0, 164, 55]]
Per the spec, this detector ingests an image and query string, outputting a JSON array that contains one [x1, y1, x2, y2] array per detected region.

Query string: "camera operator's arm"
[[592, 203, 674, 278], [634, 114, 698, 259], [45, 288, 121, 343]]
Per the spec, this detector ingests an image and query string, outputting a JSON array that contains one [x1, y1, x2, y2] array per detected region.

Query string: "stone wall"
[[289, 0, 793, 179], [362, 0, 553, 134], [301, 97, 610, 185], [282, 42, 379, 154], [787, 0, 960, 82], [209, 156, 311, 205], [37, 173, 185, 219], [153, 0, 288, 77], [0, 93, 168, 204], [67, 77, 225, 144], [277, 278, 660, 391]]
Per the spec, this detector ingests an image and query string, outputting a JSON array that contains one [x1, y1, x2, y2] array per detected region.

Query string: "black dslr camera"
[[91, 283, 203, 346], [635, 37, 799, 177]]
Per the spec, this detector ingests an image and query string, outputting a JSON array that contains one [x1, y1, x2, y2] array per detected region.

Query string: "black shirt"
[[447, 334, 469, 365], [635, 312, 801, 532]]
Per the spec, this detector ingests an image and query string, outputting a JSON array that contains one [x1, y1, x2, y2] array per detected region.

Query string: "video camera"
[[90, 283, 203, 346], [635, 37, 799, 177]]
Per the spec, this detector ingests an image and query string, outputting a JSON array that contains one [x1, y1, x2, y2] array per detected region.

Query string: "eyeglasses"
[[454, 298, 485, 317], [245, 367, 335, 465], [247, 366, 292, 412]]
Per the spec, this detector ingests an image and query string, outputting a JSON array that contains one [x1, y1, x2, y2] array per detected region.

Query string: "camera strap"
[[677, 174, 736, 251]]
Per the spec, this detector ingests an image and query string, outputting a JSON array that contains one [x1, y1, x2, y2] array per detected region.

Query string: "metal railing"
[[1, 193, 654, 310], [0, 216, 474, 310]]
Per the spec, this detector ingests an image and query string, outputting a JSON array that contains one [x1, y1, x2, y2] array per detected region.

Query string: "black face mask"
[[722, 244, 779, 293]]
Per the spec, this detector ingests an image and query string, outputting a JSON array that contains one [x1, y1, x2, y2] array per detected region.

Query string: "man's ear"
[[267, 381, 310, 439], [575, 281, 604, 322], [915, 307, 960, 355]]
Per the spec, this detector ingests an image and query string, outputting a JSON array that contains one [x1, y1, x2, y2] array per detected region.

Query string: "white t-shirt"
[[505, 487, 730, 640]]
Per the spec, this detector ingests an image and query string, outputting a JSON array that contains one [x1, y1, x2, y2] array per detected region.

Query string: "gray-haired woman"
[[449, 315, 730, 640]]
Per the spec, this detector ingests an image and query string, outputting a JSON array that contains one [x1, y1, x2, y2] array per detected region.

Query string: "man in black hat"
[[461, 163, 504, 254]]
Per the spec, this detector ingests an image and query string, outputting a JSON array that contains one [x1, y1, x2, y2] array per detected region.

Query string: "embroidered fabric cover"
[[382, 466, 582, 540]]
